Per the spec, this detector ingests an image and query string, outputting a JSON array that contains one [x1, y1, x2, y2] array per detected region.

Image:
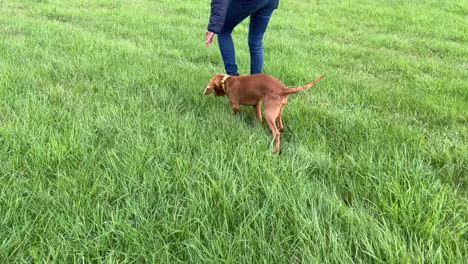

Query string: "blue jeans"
[[217, 0, 276, 75]]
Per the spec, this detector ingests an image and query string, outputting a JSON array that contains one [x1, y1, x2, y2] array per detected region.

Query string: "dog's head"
[[204, 74, 228, 96]]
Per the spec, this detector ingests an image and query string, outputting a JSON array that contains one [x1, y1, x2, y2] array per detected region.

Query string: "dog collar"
[[221, 75, 230, 93]]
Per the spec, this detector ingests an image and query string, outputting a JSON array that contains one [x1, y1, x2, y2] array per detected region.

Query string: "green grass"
[[1, 0, 467, 262]]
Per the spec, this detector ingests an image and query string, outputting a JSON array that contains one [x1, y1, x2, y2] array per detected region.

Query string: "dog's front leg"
[[230, 101, 240, 115]]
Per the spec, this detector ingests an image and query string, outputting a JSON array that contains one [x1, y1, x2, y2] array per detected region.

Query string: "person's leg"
[[217, 30, 238, 75], [248, 5, 275, 75], [218, 2, 251, 75]]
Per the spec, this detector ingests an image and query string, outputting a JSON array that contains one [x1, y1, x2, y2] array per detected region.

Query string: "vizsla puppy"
[[204, 74, 326, 154]]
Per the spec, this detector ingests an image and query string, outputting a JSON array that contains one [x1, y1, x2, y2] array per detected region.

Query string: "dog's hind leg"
[[276, 98, 287, 132], [265, 103, 282, 154], [254, 101, 263, 122], [276, 105, 285, 132]]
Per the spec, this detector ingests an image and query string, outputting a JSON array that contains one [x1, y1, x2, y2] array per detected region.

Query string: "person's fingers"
[[205, 34, 211, 47], [205, 31, 215, 47], [205, 32, 211, 47], [205, 38, 212, 47]]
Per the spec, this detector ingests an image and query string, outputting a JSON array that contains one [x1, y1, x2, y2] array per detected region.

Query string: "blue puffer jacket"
[[207, 0, 279, 33]]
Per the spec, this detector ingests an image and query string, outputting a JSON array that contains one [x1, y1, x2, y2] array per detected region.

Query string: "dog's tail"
[[282, 74, 326, 95]]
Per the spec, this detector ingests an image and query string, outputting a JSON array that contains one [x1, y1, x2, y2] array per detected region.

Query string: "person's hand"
[[205, 31, 216, 47]]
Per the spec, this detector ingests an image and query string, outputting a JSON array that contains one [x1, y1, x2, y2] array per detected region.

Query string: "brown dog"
[[204, 74, 326, 153]]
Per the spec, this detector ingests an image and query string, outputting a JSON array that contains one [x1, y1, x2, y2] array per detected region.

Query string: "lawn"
[[0, 0, 467, 262]]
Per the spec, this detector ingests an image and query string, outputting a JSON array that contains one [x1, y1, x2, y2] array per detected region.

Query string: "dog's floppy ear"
[[212, 75, 223, 87]]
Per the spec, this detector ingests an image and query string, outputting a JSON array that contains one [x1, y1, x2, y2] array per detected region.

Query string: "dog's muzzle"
[[203, 86, 211, 95]]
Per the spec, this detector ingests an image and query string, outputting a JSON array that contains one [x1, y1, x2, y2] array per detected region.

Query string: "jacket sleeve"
[[207, 0, 230, 33]]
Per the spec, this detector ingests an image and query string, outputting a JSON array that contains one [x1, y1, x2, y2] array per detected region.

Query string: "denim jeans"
[[217, 0, 276, 75]]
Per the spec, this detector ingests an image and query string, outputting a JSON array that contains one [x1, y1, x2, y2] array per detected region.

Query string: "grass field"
[[1, 0, 467, 262]]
